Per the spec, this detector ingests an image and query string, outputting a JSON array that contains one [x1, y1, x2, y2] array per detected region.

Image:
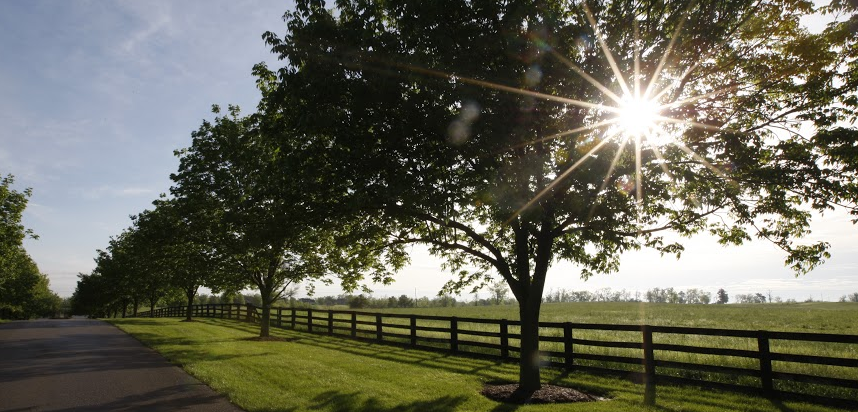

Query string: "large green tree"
[[70, 270, 114, 317], [1, 174, 36, 301], [0, 174, 60, 319], [262, 0, 858, 394], [150, 198, 227, 322], [171, 105, 398, 337]]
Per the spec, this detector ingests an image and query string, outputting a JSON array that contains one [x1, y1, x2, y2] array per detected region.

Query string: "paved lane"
[[0, 318, 243, 411]]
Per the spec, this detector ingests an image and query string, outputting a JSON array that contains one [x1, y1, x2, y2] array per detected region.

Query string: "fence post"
[[227, 304, 232, 320], [245, 304, 252, 323], [328, 311, 334, 335], [564, 322, 574, 370], [642, 325, 656, 406], [291, 308, 296, 329], [307, 309, 313, 332], [410, 315, 417, 347], [351, 312, 357, 338], [758, 330, 774, 396], [450, 317, 459, 353], [375, 314, 383, 342], [277, 308, 282, 328], [500, 319, 509, 359]]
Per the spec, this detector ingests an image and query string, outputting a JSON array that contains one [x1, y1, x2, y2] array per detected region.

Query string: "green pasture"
[[292, 302, 857, 400], [372, 302, 858, 334], [110, 317, 853, 412]]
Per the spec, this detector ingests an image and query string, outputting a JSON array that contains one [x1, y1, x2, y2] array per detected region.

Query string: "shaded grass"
[[110, 317, 851, 412]]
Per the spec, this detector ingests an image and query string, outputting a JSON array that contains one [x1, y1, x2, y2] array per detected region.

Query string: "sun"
[[617, 95, 661, 138]]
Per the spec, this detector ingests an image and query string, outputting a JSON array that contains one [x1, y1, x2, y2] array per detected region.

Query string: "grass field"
[[110, 316, 854, 412], [370, 302, 858, 397], [372, 302, 858, 334]]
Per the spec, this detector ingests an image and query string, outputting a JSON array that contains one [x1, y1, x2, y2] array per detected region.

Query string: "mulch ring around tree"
[[481, 383, 606, 404]]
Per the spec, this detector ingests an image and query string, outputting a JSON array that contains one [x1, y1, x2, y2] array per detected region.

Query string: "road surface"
[[0, 318, 243, 411]]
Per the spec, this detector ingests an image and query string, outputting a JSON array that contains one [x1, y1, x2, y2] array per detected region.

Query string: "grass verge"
[[109, 317, 850, 412]]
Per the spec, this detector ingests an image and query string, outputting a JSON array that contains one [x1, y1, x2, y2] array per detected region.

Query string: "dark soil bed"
[[481, 383, 604, 404]]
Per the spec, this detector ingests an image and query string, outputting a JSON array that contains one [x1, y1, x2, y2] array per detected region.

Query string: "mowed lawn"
[[110, 317, 852, 412]]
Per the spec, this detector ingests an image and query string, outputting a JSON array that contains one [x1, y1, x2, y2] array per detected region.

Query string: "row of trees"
[[119, 287, 858, 312], [0, 175, 62, 319], [307, 287, 858, 307], [71, 102, 399, 331], [72, 0, 858, 395]]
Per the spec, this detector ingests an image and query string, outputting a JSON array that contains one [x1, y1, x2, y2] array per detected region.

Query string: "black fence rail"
[[138, 304, 858, 407]]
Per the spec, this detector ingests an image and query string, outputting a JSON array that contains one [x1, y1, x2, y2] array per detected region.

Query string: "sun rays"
[[369, 3, 741, 225], [500, 2, 743, 223]]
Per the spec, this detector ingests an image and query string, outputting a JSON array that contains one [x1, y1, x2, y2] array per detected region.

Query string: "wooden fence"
[[137, 304, 858, 407]]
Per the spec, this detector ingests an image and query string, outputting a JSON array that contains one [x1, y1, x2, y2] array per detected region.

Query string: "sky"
[[1, 1, 856, 302]]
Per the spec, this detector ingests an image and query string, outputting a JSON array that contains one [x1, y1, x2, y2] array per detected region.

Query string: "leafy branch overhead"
[[261, 0, 858, 393]]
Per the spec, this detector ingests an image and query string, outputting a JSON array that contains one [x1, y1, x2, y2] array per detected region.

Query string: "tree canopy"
[[1, 174, 61, 319], [169, 104, 404, 336], [261, 0, 858, 393]]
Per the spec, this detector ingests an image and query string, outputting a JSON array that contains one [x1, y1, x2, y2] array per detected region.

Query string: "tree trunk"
[[260, 303, 271, 337], [511, 227, 552, 397], [185, 288, 196, 321], [149, 291, 157, 317], [132, 298, 139, 317], [517, 296, 542, 395]]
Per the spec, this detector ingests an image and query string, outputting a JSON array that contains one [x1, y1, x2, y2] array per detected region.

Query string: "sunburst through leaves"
[[505, 3, 738, 222]]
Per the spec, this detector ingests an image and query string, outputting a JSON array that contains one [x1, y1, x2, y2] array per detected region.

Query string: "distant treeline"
[[184, 292, 475, 309], [178, 288, 858, 311], [543, 287, 718, 304]]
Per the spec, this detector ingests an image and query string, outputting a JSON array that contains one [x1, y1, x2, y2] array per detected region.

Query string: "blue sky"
[[2, 1, 856, 301]]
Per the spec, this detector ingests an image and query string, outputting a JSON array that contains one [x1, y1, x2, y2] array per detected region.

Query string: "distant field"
[[371, 302, 858, 334]]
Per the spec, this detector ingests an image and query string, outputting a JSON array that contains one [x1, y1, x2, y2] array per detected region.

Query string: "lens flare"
[[617, 96, 661, 138]]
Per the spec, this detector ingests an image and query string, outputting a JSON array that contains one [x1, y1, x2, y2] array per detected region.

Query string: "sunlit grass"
[[376, 302, 858, 334], [110, 317, 853, 412]]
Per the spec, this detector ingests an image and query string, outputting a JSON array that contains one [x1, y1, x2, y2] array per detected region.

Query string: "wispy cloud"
[[23, 202, 55, 223], [118, 187, 155, 197], [119, 6, 172, 56], [83, 185, 155, 200]]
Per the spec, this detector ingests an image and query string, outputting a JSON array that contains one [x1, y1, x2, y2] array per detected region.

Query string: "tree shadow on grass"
[[44, 382, 242, 412], [109, 318, 166, 326], [199, 318, 583, 383], [307, 391, 467, 412]]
